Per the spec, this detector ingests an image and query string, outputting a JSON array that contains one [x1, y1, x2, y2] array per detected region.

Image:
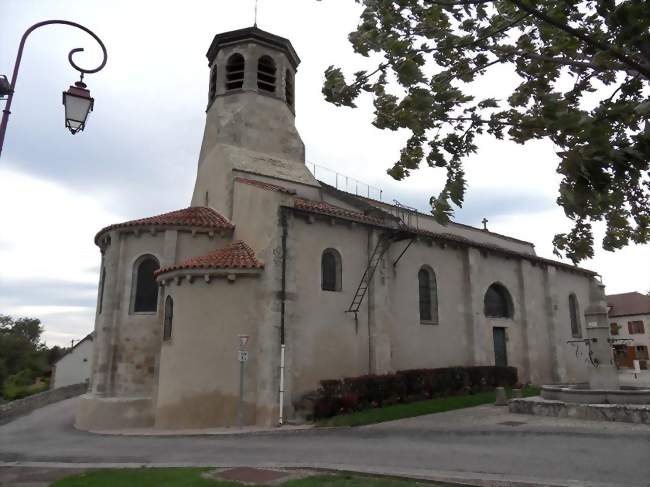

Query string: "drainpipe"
[[278, 208, 288, 425]]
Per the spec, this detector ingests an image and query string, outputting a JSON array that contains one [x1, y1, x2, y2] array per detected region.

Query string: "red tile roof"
[[607, 292, 650, 318], [235, 177, 295, 194], [293, 198, 384, 224], [95, 207, 234, 243], [156, 240, 264, 276]]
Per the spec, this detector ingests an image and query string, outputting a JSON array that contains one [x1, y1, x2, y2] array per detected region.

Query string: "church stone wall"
[[154, 276, 264, 428], [281, 211, 598, 404], [388, 240, 471, 371], [516, 260, 554, 385], [469, 250, 528, 373], [551, 268, 592, 383], [175, 232, 230, 262], [231, 181, 293, 425], [105, 232, 165, 398], [286, 216, 373, 396]]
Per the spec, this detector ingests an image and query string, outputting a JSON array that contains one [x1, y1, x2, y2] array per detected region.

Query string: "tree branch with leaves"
[[322, 0, 650, 263]]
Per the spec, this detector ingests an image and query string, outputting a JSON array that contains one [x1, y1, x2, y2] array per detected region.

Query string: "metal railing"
[[307, 161, 384, 201], [392, 200, 419, 230]]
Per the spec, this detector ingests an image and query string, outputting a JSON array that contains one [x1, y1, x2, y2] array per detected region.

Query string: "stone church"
[[77, 26, 601, 430]]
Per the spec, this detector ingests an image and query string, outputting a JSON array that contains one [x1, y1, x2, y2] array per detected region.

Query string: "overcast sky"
[[1, 0, 648, 347]]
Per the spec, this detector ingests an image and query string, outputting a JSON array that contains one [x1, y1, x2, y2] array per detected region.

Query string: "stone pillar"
[[584, 280, 619, 390], [90, 231, 126, 396], [543, 266, 566, 382], [516, 260, 532, 383], [106, 233, 128, 396], [462, 247, 479, 365], [243, 44, 257, 92], [367, 229, 392, 375]]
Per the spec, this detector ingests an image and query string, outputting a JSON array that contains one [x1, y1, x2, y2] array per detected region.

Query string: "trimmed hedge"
[[313, 366, 518, 419]]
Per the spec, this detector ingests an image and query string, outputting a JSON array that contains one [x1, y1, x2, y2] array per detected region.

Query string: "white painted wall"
[[52, 336, 94, 388]]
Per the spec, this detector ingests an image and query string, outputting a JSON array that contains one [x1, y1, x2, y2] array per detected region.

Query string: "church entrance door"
[[492, 327, 508, 367]]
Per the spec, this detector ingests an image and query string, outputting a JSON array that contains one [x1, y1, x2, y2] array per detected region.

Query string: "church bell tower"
[[190, 27, 316, 216]]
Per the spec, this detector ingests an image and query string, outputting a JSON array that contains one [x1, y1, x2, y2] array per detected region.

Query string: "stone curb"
[[0, 462, 633, 487], [509, 397, 650, 425], [83, 423, 314, 437]]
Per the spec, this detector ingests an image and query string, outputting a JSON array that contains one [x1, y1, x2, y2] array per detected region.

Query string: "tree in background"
[[0, 315, 64, 400], [322, 0, 649, 262]]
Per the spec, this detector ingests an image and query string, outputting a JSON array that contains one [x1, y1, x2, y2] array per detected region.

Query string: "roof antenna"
[[254, 0, 259, 27]]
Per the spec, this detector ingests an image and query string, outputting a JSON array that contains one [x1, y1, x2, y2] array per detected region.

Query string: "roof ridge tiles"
[[95, 206, 234, 244], [156, 240, 264, 276], [293, 197, 384, 224]]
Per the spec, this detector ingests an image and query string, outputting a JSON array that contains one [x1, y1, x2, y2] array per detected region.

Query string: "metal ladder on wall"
[[346, 200, 419, 316], [346, 233, 392, 315]]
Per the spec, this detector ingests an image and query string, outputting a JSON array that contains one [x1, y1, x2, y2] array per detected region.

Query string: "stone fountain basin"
[[542, 384, 650, 404]]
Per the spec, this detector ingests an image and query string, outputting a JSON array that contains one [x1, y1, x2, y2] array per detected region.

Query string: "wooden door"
[[493, 327, 508, 367]]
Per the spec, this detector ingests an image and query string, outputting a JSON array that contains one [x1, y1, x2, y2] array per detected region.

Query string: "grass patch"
[[52, 468, 217, 487], [52, 470, 439, 487], [288, 474, 436, 486], [317, 386, 541, 427]]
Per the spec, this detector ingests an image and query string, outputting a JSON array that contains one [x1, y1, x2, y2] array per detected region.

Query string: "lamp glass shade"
[[62, 84, 94, 134]]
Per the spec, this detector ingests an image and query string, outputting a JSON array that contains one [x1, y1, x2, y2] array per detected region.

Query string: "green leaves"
[[322, 66, 362, 107], [322, 0, 650, 263]]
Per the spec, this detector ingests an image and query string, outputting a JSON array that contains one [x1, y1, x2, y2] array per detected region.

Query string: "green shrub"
[[3, 370, 49, 401], [313, 365, 518, 419]]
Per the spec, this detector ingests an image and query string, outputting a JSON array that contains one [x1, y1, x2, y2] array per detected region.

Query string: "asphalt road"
[[1, 398, 649, 487]]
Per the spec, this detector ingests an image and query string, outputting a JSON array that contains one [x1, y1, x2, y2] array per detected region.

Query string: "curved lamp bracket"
[[0, 19, 108, 157]]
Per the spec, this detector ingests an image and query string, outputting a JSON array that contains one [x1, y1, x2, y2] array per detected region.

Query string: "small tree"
[[323, 0, 649, 262], [0, 315, 49, 399]]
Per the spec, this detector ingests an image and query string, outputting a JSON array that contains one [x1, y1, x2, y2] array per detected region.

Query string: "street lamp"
[[0, 20, 108, 158], [63, 77, 94, 135]]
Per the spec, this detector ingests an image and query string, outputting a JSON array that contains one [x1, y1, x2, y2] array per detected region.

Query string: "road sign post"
[[237, 335, 250, 427]]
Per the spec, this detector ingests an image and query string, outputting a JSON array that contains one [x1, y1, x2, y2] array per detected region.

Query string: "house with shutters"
[[76, 26, 606, 431], [608, 292, 650, 371]]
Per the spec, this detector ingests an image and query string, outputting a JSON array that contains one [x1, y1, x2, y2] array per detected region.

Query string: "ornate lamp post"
[[0, 20, 108, 159]]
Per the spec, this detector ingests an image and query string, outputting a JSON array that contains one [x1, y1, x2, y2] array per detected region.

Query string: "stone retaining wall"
[[0, 383, 87, 425], [509, 397, 650, 424]]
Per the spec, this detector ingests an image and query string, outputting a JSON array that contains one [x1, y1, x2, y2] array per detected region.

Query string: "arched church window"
[[163, 295, 173, 340], [321, 249, 342, 292], [257, 55, 277, 93], [484, 283, 513, 318], [208, 65, 217, 102], [418, 266, 438, 323], [285, 69, 294, 107], [133, 255, 160, 313], [225, 53, 245, 91], [569, 293, 581, 338]]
